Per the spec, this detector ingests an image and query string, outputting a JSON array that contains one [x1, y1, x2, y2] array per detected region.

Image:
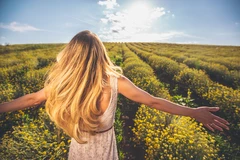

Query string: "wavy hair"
[[44, 30, 122, 143]]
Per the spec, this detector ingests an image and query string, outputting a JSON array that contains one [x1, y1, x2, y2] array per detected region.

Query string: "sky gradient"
[[0, 0, 240, 46]]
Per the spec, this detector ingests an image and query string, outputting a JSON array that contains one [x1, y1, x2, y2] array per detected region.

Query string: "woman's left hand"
[[191, 106, 230, 132]]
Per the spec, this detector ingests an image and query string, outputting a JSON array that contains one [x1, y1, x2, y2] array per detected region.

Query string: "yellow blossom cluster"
[[132, 105, 220, 160], [0, 108, 71, 159], [126, 43, 240, 149], [0, 43, 125, 159]]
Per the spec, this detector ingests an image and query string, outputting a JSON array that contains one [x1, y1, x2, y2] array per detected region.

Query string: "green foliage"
[[133, 105, 220, 160], [172, 89, 197, 108], [132, 42, 240, 89], [122, 44, 170, 99], [107, 43, 125, 159], [125, 42, 240, 159], [0, 42, 239, 159], [175, 67, 240, 140], [0, 107, 71, 160], [114, 106, 125, 160], [122, 44, 221, 160], [0, 43, 125, 159], [214, 135, 240, 160]]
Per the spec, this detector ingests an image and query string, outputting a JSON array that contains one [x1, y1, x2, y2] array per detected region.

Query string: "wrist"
[[188, 108, 197, 119]]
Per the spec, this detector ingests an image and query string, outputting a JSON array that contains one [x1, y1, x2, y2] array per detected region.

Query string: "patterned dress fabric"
[[68, 76, 119, 160]]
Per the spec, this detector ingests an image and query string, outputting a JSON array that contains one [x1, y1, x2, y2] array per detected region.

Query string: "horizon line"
[[2, 42, 240, 47]]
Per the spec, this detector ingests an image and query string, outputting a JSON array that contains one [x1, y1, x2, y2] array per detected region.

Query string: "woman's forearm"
[[151, 97, 196, 118], [0, 94, 36, 113]]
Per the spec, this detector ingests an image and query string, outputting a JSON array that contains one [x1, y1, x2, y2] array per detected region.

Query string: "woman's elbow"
[[30, 92, 45, 106], [146, 96, 159, 108]]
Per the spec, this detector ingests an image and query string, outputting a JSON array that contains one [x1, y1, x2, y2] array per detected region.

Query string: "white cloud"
[[98, 0, 119, 9], [0, 22, 40, 32], [97, 2, 193, 42], [150, 7, 165, 20], [99, 31, 189, 42], [99, 6, 167, 37], [127, 32, 186, 42], [0, 36, 6, 39], [100, 18, 108, 24]]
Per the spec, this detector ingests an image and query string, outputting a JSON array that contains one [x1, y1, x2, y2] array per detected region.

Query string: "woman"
[[0, 30, 230, 160]]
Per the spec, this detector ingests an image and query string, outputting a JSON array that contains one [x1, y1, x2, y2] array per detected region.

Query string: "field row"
[[121, 44, 223, 159], [125, 43, 240, 142], [130, 43, 240, 89], [135, 43, 240, 70]]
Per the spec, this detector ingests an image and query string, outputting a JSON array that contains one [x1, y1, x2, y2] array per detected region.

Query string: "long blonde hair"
[[44, 30, 122, 143]]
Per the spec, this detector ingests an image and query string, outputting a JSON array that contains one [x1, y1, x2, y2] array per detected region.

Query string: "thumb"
[[208, 107, 219, 112]]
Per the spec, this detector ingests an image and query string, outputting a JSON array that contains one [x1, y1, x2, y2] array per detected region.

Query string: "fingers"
[[204, 120, 230, 132], [205, 123, 221, 132], [206, 114, 230, 132], [213, 114, 230, 125], [213, 119, 229, 131], [212, 123, 224, 132], [205, 124, 214, 132]]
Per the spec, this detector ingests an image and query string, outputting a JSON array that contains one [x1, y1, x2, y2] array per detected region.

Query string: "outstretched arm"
[[0, 88, 47, 113], [118, 76, 230, 132]]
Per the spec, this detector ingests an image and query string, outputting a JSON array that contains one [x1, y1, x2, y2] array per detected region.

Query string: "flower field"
[[0, 43, 239, 159]]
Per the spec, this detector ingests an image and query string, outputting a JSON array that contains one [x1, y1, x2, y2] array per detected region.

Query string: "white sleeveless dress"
[[68, 76, 119, 160]]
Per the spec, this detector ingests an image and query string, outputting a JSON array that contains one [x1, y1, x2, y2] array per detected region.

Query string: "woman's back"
[[44, 30, 122, 144], [68, 75, 119, 160], [98, 77, 113, 115]]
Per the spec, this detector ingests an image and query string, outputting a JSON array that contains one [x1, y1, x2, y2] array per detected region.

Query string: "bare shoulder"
[[117, 75, 134, 94], [117, 75, 128, 85], [117, 75, 128, 83]]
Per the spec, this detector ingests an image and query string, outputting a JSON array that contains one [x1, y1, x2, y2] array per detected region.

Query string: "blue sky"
[[0, 0, 239, 45]]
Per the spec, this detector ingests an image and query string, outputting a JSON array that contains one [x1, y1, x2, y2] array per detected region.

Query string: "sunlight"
[[126, 2, 151, 27]]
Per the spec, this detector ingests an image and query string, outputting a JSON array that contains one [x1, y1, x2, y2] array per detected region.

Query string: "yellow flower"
[[44, 130, 48, 134]]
